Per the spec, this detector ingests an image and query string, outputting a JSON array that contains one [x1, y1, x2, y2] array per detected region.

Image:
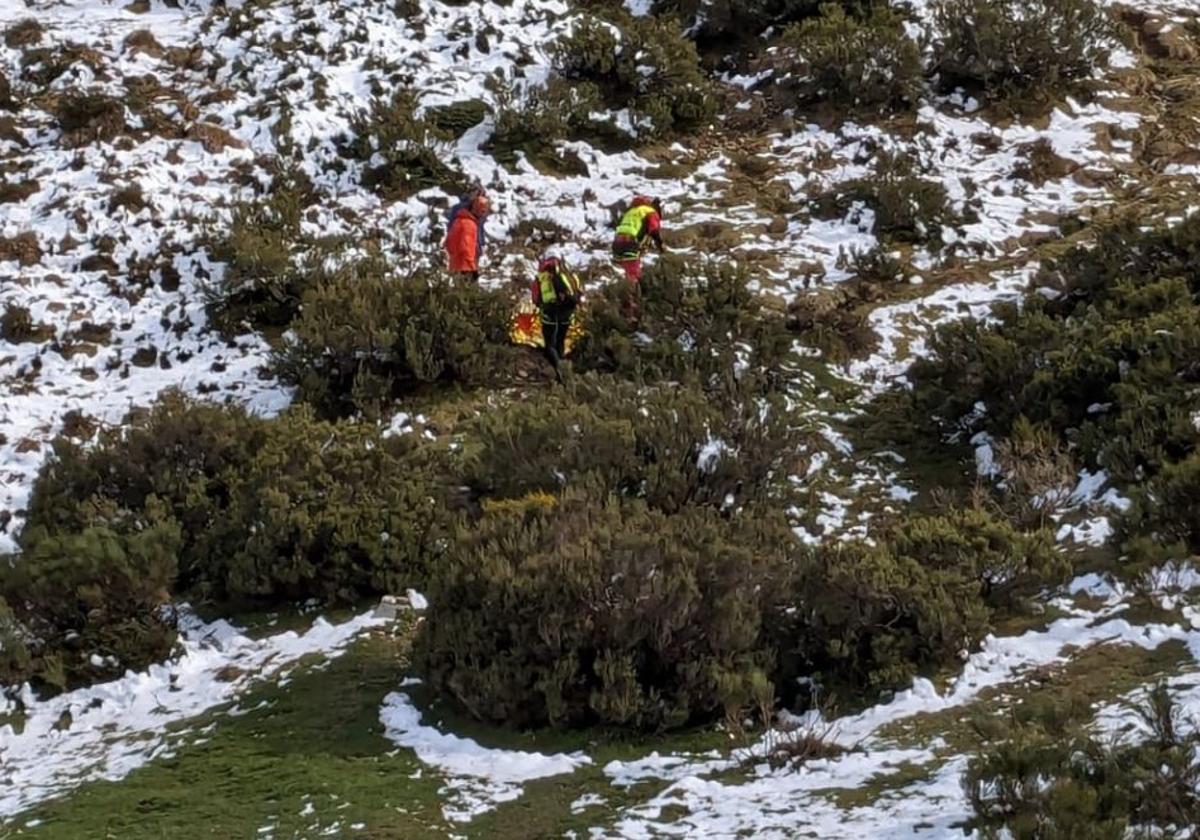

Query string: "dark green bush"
[[910, 215, 1200, 501], [0, 70, 14, 112], [543, 13, 717, 141], [425, 99, 488, 138], [416, 491, 789, 730], [573, 256, 796, 393], [460, 375, 807, 515], [655, 0, 833, 44], [1124, 452, 1200, 555], [0, 511, 180, 691], [205, 179, 314, 333], [271, 266, 518, 418], [351, 90, 466, 199], [769, 3, 924, 113], [931, 0, 1114, 98], [965, 683, 1200, 839], [488, 79, 609, 166], [491, 79, 575, 153], [196, 408, 446, 603], [777, 509, 1065, 693], [25, 392, 263, 542], [0, 595, 32, 687], [840, 151, 958, 245], [22, 392, 445, 605], [906, 215, 1200, 556]]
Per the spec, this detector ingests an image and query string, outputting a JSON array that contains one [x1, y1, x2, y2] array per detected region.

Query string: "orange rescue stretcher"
[[508, 299, 586, 355]]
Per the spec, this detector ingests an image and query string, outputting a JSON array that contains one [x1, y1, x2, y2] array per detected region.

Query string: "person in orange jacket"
[[445, 194, 490, 282]]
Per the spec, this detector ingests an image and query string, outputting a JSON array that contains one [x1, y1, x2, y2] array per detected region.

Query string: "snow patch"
[[379, 691, 592, 822]]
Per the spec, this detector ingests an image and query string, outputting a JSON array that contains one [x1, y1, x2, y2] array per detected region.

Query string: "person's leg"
[[540, 306, 564, 382], [555, 302, 576, 359], [540, 308, 556, 355], [620, 259, 642, 283]]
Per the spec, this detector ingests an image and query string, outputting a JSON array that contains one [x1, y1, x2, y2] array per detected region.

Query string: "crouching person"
[[532, 256, 583, 383]]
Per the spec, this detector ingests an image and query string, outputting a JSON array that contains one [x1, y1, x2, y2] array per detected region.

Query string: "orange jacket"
[[445, 209, 480, 273]]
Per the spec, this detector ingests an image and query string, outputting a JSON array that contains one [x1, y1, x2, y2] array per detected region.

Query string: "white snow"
[[593, 594, 1200, 838], [379, 690, 593, 822]]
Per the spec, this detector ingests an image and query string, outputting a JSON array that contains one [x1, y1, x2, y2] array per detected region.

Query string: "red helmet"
[[631, 194, 653, 208], [538, 256, 560, 273]]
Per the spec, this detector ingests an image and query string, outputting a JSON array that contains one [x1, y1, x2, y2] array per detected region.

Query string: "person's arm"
[[648, 213, 664, 252]]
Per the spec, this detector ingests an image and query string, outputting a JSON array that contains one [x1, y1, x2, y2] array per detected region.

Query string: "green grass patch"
[[874, 640, 1194, 756], [10, 622, 735, 839]]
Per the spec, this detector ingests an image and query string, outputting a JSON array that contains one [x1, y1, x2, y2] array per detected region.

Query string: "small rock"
[[80, 254, 119, 275], [0, 232, 41, 267], [214, 665, 246, 683], [123, 29, 164, 58], [131, 346, 158, 367], [373, 595, 414, 621], [186, 121, 246, 154]]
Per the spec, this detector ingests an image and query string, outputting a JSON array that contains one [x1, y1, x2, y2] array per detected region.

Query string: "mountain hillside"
[[3, 0, 1200, 837]]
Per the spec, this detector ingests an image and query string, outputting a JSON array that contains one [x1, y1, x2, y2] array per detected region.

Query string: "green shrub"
[[272, 266, 518, 418], [193, 408, 446, 603], [776, 509, 1065, 693], [425, 99, 488, 138], [910, 215, 1200, 506], [1, 510, 180, 691], [770, 4, 924, 113], [1124, 452, 1200, 554], [0, 70, 14, 112], [416, 491, 790, 730], [25, 392, 263, 541], [488, 78, 609, 164], [546, 13, 717, 141], [0, 596, 32, 687], [573, 256, 796, 393], [840, 151, 958, 245], [22, 392, 445, 606], [460, 375, 807, 515], [351, 90, 466, 199], [205, 179, 313, 333], [965, 684, 1200, 838], [654, 0, 836, 44], [931, 0, 1115, 98]]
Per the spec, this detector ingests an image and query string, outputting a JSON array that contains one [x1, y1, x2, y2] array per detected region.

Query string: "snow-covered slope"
[[4, 0, 1200, 836], [3, 0, 1189, 550]]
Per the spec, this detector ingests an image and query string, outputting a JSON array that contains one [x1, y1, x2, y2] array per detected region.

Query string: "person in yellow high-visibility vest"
[[530, 256, 583, 383], [611, 195, 664, 283]]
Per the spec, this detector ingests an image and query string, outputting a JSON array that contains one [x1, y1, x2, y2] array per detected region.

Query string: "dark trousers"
[[541, 300, 576, 363]]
